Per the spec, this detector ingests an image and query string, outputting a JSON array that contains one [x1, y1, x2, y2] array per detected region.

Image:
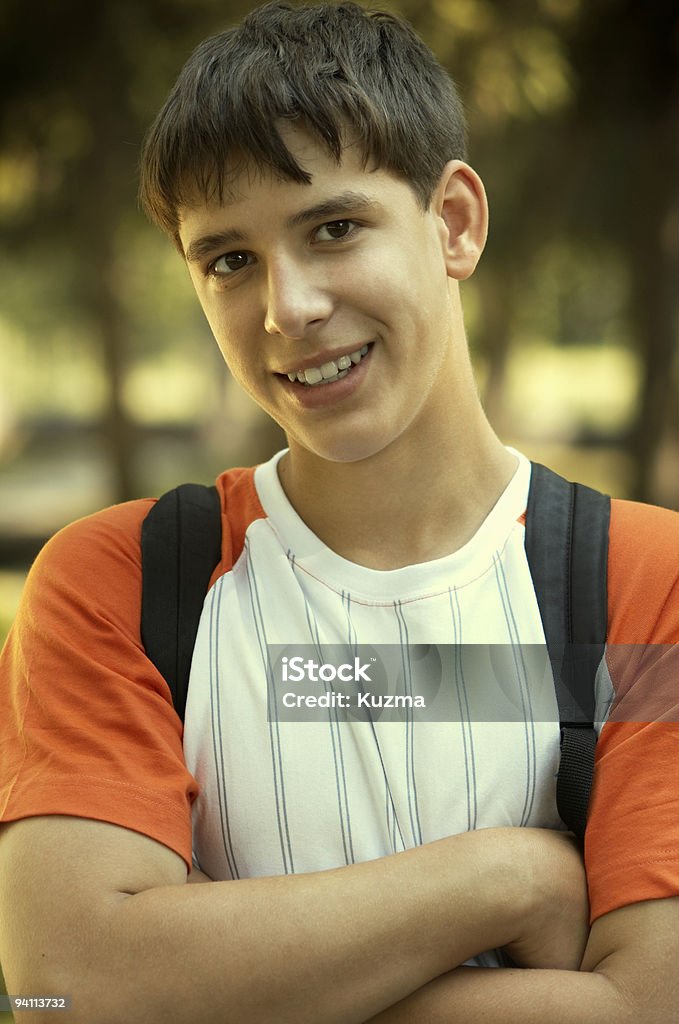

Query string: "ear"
[[432, 160, 488, 280]]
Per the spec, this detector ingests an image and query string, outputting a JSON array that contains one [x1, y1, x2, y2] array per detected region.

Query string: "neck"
[[278, 399, 517, 572]]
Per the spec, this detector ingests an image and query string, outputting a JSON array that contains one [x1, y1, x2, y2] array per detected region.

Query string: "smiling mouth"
[[285, 344, 371, 386]]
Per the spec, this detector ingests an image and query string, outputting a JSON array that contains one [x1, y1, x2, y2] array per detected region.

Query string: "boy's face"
[[179, 122, 469, 467]]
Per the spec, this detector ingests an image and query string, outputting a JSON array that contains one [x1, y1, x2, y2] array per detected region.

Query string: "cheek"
[[193, 277, 245, 338], [190, 279, 257, 382], [211, 334, 251, 385], [200, 301, 252, 371], [207, 319, 270, 406]]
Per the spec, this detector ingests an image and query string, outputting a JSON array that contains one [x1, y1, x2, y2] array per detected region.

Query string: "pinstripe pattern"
[[292, 555, 355, 866], [341, 590, 358, 650], [183, 449, 559, 971], [395, 600, 423, 846], [449, 586, 478, 832], [246, 537, 295, 874], [493, 551, 538, 827], [208, 580, 240, 878], [343, 590, 405, 854]]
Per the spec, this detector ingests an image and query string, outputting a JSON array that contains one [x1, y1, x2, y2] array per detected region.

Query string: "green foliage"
[[0, 571, 26, 648]]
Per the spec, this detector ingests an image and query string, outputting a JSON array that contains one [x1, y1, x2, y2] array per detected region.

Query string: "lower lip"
[[277, 346, 373, 408]]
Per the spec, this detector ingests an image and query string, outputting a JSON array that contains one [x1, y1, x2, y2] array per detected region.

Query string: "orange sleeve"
[[0, 500, 199, 870], [212, 463, 267, 584], [585, 497, 679, 922]]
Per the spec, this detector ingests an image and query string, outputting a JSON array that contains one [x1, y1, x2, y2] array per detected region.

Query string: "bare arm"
[[366, 897, 679, 1024], [0, 817, 587, 1024]]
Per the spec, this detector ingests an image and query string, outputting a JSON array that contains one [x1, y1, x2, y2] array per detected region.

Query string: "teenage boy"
[[1, 4, 679, 1022]]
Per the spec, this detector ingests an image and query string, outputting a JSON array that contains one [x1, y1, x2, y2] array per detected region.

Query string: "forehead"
[[177, 122, 418, 253]]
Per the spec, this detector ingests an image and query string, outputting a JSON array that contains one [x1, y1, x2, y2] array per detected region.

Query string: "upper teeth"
[[287, 345, 370, 385]]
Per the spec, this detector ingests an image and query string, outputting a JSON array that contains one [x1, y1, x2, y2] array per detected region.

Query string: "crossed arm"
[[367, 897, 679, 1024], [1, 815, 677, 1024]]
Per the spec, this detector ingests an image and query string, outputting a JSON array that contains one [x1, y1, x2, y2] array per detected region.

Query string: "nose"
[[263, 256, 334, 339]]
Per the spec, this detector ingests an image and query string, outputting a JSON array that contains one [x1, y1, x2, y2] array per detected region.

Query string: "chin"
[[303, 431, 399, 466]]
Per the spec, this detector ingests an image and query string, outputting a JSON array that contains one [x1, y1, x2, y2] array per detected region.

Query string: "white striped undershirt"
[[183, 449, 612, 969]]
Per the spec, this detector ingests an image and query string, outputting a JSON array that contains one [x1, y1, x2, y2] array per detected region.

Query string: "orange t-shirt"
[[0, 499, 199, 867], [585, 498, 679, 920]]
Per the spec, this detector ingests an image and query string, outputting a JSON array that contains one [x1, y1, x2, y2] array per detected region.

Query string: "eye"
[[210, 251, 254, 276], [314, 220, 356, 242]]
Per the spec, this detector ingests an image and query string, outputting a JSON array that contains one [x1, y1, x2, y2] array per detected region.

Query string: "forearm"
[[366, 966, 632, 1024], [7, 824, 585, 1024], [421, 898, 679, 1024], [103, 838, 512, 1024], [79, 829, 535, 1024]]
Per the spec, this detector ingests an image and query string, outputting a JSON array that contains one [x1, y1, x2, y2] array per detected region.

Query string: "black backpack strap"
[[141, 483, 222, 725], [525, 462, 610, 841]]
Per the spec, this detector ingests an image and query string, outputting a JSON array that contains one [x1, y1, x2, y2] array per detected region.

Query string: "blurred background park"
[[0, 0, 677, 1015]]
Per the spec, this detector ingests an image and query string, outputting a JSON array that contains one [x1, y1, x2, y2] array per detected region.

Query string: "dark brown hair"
[[139, 1, 467, 248]]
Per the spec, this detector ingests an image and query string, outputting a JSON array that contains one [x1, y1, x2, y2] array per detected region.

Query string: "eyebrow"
[[183, 190, 379, 264], [287, 191, 377, 228]]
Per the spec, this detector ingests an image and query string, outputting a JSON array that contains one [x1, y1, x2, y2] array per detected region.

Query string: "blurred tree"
[[0, 0, 254, 501], [559, 0, 679, 500], [399, 0, 582, 429], [401, 0, 678, 502]]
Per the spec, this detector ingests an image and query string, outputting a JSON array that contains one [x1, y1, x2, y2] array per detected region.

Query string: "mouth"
[[281, 344, 372, 387]]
